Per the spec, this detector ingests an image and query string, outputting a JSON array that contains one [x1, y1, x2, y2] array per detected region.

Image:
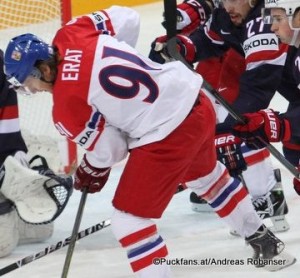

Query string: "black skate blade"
[[264, 251, 296, 272]]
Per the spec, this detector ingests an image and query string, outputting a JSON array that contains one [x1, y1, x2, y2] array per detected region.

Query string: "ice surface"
[[1, 2, 299, 277]]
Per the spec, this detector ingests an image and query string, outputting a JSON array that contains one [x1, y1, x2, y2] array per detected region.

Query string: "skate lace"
[[253, 193, 270, 209]]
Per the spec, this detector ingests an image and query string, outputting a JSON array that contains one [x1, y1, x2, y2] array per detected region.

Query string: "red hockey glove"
[[74, 154, 111, 194], [293, 177, 300, 196], [148, 34, 196, 64], [215, 133, 247, 177], [162, 0, 207, 35], [232, 109, 291, 149]]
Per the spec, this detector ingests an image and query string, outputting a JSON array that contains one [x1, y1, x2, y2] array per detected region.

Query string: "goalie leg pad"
[[0, 194, 19, 257], [18, 220, 54, 244]]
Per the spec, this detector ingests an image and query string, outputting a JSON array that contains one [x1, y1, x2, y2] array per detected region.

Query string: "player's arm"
[[231, 109, 291, 147], [53, 98, 128, 194], [71, 6, 140, 48], [73, 124, 128, 193], [149, 8, 229, 65], [162, 0, 214, 35]]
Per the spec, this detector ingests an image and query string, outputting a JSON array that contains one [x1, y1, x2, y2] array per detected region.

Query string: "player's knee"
[[111, 208, 155, 241], [186, 161, 227, 194]]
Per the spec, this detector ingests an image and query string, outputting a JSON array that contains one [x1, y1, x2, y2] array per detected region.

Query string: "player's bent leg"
[[189, 145, 276, 214], [186, 161, 262, 238], [111, 209, 171, 278], [18, 219, 54, 244], [186, 163, 296, 269], [0, 194, 19, 258], [242, 149, 277, 198]]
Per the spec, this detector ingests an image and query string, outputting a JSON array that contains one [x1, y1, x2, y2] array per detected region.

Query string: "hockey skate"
[[246, 225, 296, 271], [190, 192, 213, 213], [252, 169, 289, 233], [230, 169, 289, 236]]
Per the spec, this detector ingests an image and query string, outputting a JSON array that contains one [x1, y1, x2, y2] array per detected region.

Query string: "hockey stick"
[[0, 182, 186, 277], [163, 0, 300, 179], [61, 189, 88, 278], [0, 219, 111, 276]]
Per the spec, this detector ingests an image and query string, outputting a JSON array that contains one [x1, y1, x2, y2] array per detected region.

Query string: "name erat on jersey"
[[52, 6, 203, 167]]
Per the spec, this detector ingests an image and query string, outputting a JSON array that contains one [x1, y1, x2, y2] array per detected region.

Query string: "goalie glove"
[[232, 109, 291, 149], [74, 154, 111, 194], [149, 34, 196, 64], [0, 154, 73, 224], [215, 133, 247, 177]]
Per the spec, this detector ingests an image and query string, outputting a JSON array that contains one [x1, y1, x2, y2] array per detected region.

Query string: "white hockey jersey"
[[52, 6, 203, 167]]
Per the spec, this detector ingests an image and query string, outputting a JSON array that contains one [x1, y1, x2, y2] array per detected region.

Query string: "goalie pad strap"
[[0, 198, 14, 215]]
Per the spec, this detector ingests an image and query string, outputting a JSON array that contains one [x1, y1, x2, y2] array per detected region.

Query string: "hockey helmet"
[[4, 33, 53, 86], [263, 0, 300, 28]]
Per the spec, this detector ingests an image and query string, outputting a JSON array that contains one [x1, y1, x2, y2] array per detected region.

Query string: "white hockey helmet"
[[263, 0, 300, 28]]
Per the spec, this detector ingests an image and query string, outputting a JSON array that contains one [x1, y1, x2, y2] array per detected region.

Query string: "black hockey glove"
[[215, 133, 247, 177]]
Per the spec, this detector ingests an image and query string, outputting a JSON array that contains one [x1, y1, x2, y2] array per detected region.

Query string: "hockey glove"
[[232, 109, 291, 149], [74, 154, 111, 194], [293, 177, 300, 196], [148, 34, 196, 64], [215, 133, 247, 177], [162, 0, 207, 35]]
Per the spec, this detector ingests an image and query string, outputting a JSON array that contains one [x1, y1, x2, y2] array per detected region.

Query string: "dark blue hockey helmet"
[[4, 33, 53, 86]]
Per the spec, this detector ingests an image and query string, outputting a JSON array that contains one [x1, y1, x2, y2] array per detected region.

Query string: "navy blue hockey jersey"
[[189, 0, 288, 129], [0, 50, 27, 165]]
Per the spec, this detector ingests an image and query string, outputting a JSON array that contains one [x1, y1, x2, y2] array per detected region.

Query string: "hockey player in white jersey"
[[3, 5, 296, 276], [0, 50, 73, 258]]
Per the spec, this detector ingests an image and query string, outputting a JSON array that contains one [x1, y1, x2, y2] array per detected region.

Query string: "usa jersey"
[[189, 0, 289, 130], [278, 46, 300, 150], [52, 6, 202, 167], [0, 50, 27, 165], [292, 46, 300, 90]]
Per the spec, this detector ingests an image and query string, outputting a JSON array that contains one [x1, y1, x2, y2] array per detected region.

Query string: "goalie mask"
[[0, 155, 73, 225]]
